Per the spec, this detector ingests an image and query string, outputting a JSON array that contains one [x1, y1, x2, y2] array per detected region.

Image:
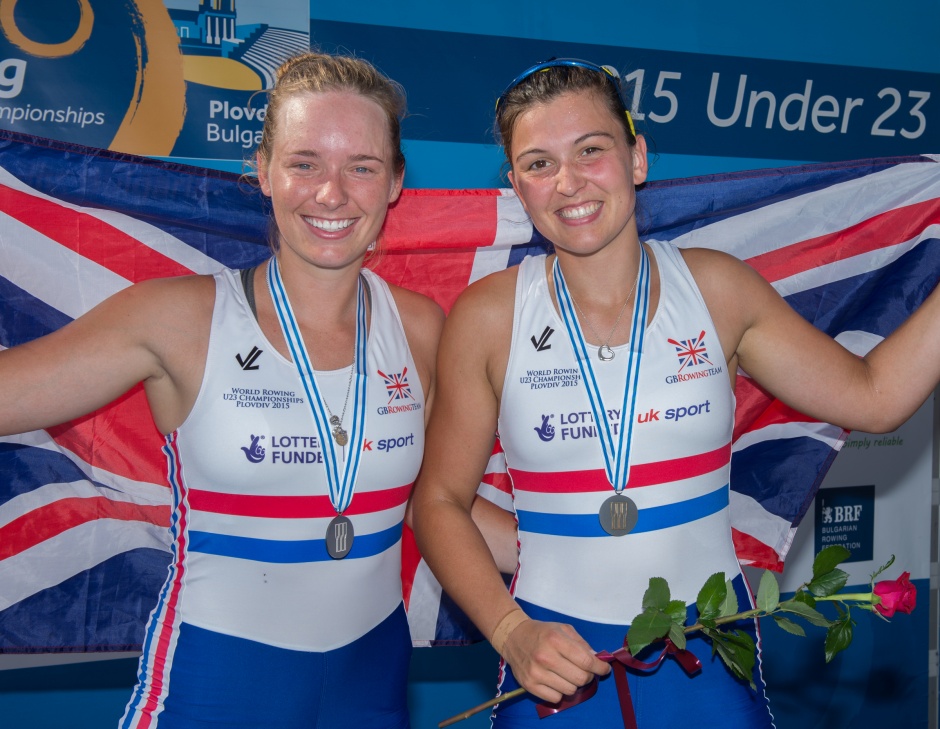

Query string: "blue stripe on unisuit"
[[188, 521, 403, 563], [516, 484, 729, 537]]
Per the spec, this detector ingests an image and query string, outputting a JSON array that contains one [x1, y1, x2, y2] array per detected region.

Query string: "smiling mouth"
[[558, 202, 601, 220], [305, 217, 355, 232]]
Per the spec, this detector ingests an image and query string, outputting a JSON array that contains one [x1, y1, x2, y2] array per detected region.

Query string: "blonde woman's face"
[[258, 90, 403, 272]]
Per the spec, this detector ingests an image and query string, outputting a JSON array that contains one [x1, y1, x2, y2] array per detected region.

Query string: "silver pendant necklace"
[[323, 361, 354, 447], [567, 263, 641, 362]]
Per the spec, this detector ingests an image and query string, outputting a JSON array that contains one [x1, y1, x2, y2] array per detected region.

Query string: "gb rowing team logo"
[[376, 367, 422, 416], [665, 330, 723, 385]]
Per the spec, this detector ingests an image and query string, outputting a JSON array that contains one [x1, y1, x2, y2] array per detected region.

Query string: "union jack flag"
[[1, 129, 938, 652], [667, 330, 714, 371], [378, 367, 414, 403]]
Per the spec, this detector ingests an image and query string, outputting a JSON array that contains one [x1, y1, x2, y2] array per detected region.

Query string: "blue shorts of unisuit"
[[121, 602, 412, 729], [493, 576, 775, 729]]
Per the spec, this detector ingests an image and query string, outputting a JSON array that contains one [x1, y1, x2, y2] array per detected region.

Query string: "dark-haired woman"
[[413, 59, 940, 727]]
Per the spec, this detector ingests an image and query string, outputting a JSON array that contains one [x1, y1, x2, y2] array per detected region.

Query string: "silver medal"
[[326, 514, 354, 559], [599, 493, 638, 536]]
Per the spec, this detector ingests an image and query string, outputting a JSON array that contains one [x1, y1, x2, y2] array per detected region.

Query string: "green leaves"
[[626, 607, 673, 655], [824, 615, 854, 662], [807, 568, 849, 598], [756, 570, 780, 613], [812, 545, 851, 579], [627, 578, 677, 654], [696, 572, 728, 620], [621, 550, 904, 693], [777, 598, 831, 628], [771, 615, 805, 637], [642, 577, 670, 611], [706, 629, 757, 689]]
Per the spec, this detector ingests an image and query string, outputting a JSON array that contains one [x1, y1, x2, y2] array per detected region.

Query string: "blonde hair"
[[257, 52, 406, 177]]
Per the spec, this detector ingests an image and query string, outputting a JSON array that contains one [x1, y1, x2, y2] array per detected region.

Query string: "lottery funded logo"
[[533, 410, 623, 443], [664, 330, 723, 385], [533, 414, 555, 442], [241, 434, 266, 463], [240, 433, 323, 465]]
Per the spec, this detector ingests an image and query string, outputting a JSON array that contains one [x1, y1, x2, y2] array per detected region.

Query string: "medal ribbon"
[[267, 258, 368, 515], [552, 248, 650, 493], [535, 637, 702, 726]]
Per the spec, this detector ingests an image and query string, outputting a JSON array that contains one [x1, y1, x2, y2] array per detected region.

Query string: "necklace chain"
[[565, 262, 641, 362], [322, 359, 355, 446]]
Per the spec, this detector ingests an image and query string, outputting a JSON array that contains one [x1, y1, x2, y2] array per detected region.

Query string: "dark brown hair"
[[495, 64, 636, 165]]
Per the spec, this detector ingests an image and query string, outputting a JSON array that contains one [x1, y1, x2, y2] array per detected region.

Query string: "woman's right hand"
[[500, 618, 611, 704]]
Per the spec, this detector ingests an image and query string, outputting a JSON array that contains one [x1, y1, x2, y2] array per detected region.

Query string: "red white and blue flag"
[[1, 130, 938, 651]]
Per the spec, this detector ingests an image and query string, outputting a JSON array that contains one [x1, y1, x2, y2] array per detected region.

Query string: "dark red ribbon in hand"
[[536, 638, 702, 727]]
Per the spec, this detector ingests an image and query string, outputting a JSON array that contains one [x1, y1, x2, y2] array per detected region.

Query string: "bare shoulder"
[[385, 282, 446, 360], [678, 246, 779, 323], [678, 245, 810, 374], [114, 274, 216, 351], [679, 245, 760, 283], [447, 265, 519, 333], [386, 282, 445, 332]]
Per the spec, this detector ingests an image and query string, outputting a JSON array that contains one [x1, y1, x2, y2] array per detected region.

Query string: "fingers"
[[501, 620, 608, 704], [558, 623, 612, 677]]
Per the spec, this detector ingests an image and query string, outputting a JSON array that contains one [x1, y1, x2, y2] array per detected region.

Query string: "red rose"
[[873, 572, 916, 617]]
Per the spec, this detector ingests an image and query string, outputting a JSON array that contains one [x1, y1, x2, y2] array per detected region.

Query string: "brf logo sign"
[[814, 485, 875, 563], [822, 504, 864, 524]]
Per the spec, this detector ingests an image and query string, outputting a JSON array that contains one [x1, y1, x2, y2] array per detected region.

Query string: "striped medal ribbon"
[[552, 247, 651, 536], [267, 258, 368, 559]]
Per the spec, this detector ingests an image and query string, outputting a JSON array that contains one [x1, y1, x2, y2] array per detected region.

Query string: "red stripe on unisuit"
[[509, 443, 731, 493], [0, 183, 195, 281], [482, 469, 513, 495], [138, 436, 190, 726], [186, 482, 412, 518]]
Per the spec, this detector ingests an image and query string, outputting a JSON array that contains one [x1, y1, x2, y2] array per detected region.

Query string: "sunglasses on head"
[[495, 58, 636, 138]]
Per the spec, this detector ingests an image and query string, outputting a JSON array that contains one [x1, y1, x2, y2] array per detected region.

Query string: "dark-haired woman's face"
[[508, 89, 647, 257]]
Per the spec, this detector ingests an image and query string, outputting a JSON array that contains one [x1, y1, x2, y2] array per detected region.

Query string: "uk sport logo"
[[667, 330, 714, 372], [378, 367, 414, 404]]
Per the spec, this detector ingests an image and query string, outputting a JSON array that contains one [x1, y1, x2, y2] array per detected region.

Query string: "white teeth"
[[305, 217, 354, 232], [559, 202, 601, 220]]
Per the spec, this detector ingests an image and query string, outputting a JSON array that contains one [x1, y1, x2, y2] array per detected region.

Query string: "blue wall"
[[309, 0, 939, 188]]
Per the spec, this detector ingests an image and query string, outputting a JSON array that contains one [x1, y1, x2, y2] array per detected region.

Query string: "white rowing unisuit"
[[499, 240, 739, 623]]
